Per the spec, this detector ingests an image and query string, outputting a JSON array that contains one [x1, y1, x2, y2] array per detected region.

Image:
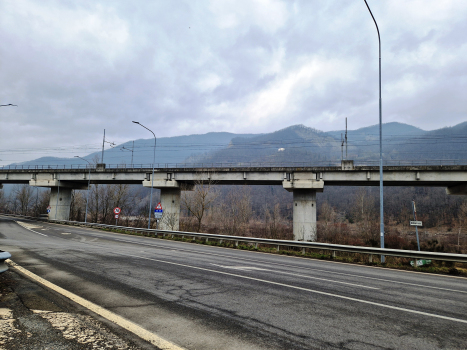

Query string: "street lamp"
[[74, 156, 92, 223], [132, 121, 156, 229], [364, 0, 385, 262]]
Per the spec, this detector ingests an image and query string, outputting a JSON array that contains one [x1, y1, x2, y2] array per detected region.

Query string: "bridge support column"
[[49, 187, 73, 221], [159, 188, 181, 231], [283, 177, 323, 241], [143, 179, 194, 231], [293, 189, 317, 241], [30, 179, 87, 221]]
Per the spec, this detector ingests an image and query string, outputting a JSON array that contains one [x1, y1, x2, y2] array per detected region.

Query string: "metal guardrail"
[[0, 251, 12, 273], [2, 159, 467, 170], [2, 213, 467, 264]]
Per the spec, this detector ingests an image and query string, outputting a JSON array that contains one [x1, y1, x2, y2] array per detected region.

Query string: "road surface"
[[1, 217, 466, 349]]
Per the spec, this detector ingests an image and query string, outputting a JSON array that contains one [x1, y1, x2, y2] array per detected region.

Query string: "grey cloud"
[[0, 0, 466, 164]]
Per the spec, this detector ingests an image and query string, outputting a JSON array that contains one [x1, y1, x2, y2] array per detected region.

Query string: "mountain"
[[326, 122, 426, 140], [196, 125, 341, 165], [13, 132, 259, 167], [9, 121, 467, 168], [188, 121, 467, 166], [389, 121, 467, 161]]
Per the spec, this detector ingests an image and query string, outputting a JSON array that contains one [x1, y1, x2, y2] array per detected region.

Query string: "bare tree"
[[351, 188, 379, 245], [182, 176, 218, 232], [0, 188, 7, 213], [12, 184, 35, 215], [161, 212, 179, 231], [219, 186, 252, 236], [263, 203, 282, 239], [457, 201, 467, 253], [69, 190, 86, 221]]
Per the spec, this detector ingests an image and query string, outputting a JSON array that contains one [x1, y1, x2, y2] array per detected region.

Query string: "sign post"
[[411, 200, 421, 251], [113, 207, 121, 225], [154, 202, 163, 229]]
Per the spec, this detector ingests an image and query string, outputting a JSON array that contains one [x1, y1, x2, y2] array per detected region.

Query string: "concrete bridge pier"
[[30, 177, 88, 221], [143, 178, 194, 231], [159, 188, 181, 230], [49, 187, 73, 221], [283, 177, 324, 241], [292, 189, 318, 241]]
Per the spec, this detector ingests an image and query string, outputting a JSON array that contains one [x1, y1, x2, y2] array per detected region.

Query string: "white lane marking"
[[116, 252, 467, 324], [61, 233, 72, 235], [109, 238, 467, 294], [210, 264, 379, 290], [15, 221, 48, 237], [211, 265, 267, 271], [7, 260, 185, 350], [71, 233, 467, 293]]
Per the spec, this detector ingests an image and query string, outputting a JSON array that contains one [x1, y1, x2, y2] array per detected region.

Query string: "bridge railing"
[[2, 159, 467, 170], [2, 213, 467, 264]]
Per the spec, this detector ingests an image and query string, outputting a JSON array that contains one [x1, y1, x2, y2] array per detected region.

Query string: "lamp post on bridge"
[[364, 0, 385, 262], [74, 156, 92, 223], [132, 121, 156, 229]]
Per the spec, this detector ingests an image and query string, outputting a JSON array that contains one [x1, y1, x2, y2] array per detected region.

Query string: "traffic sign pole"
[[113, 208, 121, 226], [412, 200, 420, 251]]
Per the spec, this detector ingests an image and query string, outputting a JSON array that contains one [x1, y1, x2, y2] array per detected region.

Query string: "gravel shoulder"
[[0, 268, 158, 350]]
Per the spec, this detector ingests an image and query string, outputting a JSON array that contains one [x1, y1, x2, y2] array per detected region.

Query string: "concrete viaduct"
[[1, 160, 467, 241]]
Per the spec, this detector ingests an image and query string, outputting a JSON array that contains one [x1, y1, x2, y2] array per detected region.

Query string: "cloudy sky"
[[1, 0, 466, 164]]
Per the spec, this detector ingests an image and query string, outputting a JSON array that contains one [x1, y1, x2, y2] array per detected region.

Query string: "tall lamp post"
[[74, 156, 91, 223], [132, 121, 156, 229], [364, 0, 385, 262]]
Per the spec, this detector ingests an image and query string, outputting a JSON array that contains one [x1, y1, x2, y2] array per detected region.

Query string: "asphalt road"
[[1, 217, 466, 350]]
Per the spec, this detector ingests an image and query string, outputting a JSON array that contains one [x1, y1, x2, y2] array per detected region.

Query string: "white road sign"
[[410, 221, 423, 226]]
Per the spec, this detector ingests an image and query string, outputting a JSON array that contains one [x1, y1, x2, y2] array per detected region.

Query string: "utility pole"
[[101, 129, 105, 163], [345, 118, 348, 160], [341, 133, 344, 161]]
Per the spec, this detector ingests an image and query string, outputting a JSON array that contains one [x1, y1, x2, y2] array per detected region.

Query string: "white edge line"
[[15, 220, 48, 236], [6, 259, 185, 350], [119, 253, 467, 325]]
